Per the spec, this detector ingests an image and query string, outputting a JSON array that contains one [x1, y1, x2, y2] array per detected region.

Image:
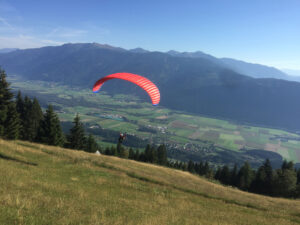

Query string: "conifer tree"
[[5, 103, 20, 140], [85, 134, 98, 153], [37, 105, 64, 146], [117, 142, 122, 155], [214, 167, 222, 180], [0, 69, 14, 136], [30, 98, 43, 140], [230, 164, 238, 186], [150, 145, 158, 163], [67, 114, 85, 150], [219, 165, 231, 185], [236, 162, 254, 191], [188, 160, 195, 173], [134, 149, 140, 160], [157, 144, 167, 165], [128, 148, 134, 159], [272, 161, 297, 197], [21, 97, 43, 141], [144, 144, 151, 162], [203, 161, 210, 175]]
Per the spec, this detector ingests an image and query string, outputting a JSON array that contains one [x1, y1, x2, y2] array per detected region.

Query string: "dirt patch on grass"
[[156, 115, 168, 119], [201, 130, 220, 140], [265, 143, 280, 152], [171, 120, 197, 130]]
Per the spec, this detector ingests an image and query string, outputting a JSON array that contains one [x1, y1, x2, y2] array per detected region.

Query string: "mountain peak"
[[129, 47, 149, 53]]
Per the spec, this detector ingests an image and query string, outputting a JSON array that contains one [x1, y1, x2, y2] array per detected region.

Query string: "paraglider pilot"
[[118, 133, 126, 143]]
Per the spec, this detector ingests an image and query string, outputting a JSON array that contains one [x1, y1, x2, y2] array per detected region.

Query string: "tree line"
[[0, 68, 98, 152], [1, 68, 299, 199], [169, 157, 300, 198]]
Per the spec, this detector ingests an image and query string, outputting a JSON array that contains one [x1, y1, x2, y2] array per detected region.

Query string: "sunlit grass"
[[1, 139, 300, 224]]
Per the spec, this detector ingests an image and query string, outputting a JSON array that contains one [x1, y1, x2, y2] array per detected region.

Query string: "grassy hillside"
[[1, 139, 300, 225]]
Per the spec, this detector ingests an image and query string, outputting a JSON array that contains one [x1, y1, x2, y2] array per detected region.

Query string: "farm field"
[[0, 139, 300, 225], [9, 77, 300, 164]]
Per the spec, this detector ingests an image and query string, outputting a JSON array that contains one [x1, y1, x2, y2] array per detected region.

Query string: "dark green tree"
[[117, 142, 122, 156], [128, 148, 135, 159], [0, 69, 14, 136], [214, 167, 222, 180], [236, 162, 254, 191], [144, 144, 151, 162], [4, 103, 20, 140], [21, 97, 43, 141], [157, 144, 167, 165], [230, 164, 238, 186], [219, 165, 231, 185], [134, 149, 140, 160], [67, 114, 85, 150], [85, 134, 98, 153], [150, 145, 158, 163], [250, 159, 273, 195], [272, 161, 297, 197], [37, 105, 64, 146], [188, 160, 195, 173], [281, 160, 294, 170]]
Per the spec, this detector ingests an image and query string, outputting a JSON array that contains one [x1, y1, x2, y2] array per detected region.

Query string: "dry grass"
[[1, 139, 300, 225]]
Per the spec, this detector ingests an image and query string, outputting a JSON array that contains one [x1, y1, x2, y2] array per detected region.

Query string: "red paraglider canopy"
[[93, 72, 160, 105]]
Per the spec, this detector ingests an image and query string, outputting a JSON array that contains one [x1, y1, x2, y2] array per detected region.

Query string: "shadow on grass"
[[0, 152, 38, 166], [96, 162, 266, 211]]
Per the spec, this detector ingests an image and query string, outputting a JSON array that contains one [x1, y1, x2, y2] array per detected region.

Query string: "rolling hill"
[[1, 139, 300, 225], [1, 43, 300, 130]]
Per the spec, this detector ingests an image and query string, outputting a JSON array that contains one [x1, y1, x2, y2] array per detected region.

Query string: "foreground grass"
[[1, 139, 300, 225]]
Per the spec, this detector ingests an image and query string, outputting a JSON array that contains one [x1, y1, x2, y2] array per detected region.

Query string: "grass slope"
[[1, 139, 300, 225]]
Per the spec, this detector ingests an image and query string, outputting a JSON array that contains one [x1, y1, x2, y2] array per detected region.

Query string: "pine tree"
[[117, 142, 122, 156], [157, 144, 167, 165], [30, 98, 43, 140], [214, 167, 222, 180], [203, 161, 210, 175], [219, 165, 231, 185], [4, 103, 20, 140], [67, 114, 85, 150], [128, 148, 135, 159], [85, 134, 98, 153], [188, 160, 195, 173], [134, 149, 140, 160], [230, 164, 238, 186], [236, 162, 254, 191], [37, 105, 64, 146], [21, 97, 43, 141], [0, 69, 14, 136], [144, 144, 151, 162], [150, 145, 157, 163], [272, 168, 297, 197], [15, 91, 25, 138]]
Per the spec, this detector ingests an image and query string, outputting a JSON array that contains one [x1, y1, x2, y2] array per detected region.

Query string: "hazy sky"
[[1, 0, 300, 70]]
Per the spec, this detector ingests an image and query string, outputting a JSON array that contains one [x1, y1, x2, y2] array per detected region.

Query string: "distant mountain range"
[[1, 43, 300, 130], [0, 48, 19, 54]]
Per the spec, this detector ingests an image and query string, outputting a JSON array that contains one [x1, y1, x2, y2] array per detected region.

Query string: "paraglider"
[[118, 133, 126, 143], [92, 72, 160, 105]]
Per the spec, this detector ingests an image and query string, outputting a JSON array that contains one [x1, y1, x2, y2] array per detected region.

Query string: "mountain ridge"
[[1, 43, 300, 130]]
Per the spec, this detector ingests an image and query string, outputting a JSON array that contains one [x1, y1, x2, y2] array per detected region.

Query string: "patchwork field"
[[8, 77, 300, 164]]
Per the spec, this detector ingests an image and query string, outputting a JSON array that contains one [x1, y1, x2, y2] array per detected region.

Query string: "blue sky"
[[1, 0, 300, 70]]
